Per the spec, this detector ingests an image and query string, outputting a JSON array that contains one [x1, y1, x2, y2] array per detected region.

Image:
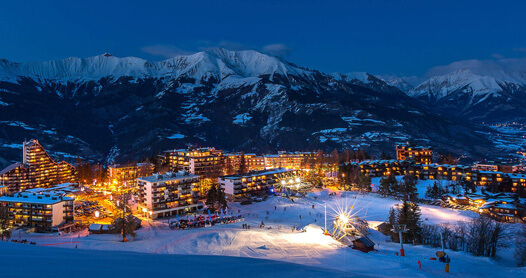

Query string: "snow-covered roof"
[[0, 192, 73, 205], [137, 171, 198, 183], [89, 224, 102, 231], [0, 162, 25, 175], [221, 168, 296, 180]]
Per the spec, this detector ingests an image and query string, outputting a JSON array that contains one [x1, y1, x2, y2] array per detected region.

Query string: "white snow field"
[[4, 188, 526, 278], [0, 241, 350, 278]]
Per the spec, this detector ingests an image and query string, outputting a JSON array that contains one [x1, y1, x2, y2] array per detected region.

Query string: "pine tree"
[[396, 201, 422, 243], [514, 224, 526, 266], [388, 207, 396, 227], [379, 173, 397, 196], [425, 181, 445, 199], [401, 175, 418, 201], [407, 202, 422, 243], [355, 172, 372, 191], [378, 176, 391, 196], [217, 185, 228, 209], [205, 184, 218, 209]]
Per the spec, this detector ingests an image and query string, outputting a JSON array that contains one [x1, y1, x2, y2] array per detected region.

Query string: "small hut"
[[88, 224, 102, 234], [352, 236, 375, 253], [376, 222, 391, 236]]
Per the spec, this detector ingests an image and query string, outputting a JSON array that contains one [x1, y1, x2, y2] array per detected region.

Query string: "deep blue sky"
[[1, 0, 525, 77]]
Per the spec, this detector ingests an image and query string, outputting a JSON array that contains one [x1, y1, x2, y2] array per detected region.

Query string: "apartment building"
[[264, 151, 317, 170], [162, 148, 224, 178], [219, 168, 300, 199], [473, 162, 521, 173], [0, 140, 76, 194], [137, 171, 202, 219], [225, 153, 266, 174], [344, 159, 413, 178], [109, 162, 154, 187], [396, 144, 433, 164], [0, 190, 74, 232]]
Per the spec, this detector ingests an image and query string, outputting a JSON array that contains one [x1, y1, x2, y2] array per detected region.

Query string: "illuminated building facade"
[[219, 168, 299, 199], [341, 159, 526, 193], [162, 148, 224, 178], [345, 159, 413, 178], [0, 185, 7, 196], [473, 162, 521, 173], [0, 190, 74, 232], [137, 171, 202, 219], [396, 144, 433, 164], [0, 140, 76, 194], [225, 153, 266, 174], [109, 162, 154, 187], [263, 151, 317, 170]]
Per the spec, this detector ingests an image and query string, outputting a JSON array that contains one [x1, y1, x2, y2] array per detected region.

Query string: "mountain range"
[[0, 49, 523, 166]]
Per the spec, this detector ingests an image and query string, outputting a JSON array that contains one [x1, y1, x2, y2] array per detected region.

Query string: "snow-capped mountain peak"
[[407, 61, 526, 122], [409, 69, 526, 99], [0, 48, 313, 83]]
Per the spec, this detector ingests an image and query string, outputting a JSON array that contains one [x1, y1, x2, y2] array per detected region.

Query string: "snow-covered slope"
[[408, 69, 526, 99], [0, 48, 312, 83], [8, 190, 525, 278], [0, 242, 348, 278], [381, 77, 416, 92], [407, 62, 526, 122], [0, 50, 498, 164]]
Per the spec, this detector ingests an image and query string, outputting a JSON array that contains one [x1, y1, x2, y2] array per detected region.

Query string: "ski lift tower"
[[392, 224, 408, 256]]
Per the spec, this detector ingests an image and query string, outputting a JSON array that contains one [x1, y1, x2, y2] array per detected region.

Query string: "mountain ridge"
[[0, 49, 512, 166]]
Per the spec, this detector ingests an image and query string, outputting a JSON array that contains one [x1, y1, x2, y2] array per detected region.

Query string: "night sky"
[[1, 0, 525, 77]]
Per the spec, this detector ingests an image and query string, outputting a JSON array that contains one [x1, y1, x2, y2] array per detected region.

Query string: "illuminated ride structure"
[[327, 196, 374, 248], [275, 172, 312, 196], [331, 213, 369, 246]]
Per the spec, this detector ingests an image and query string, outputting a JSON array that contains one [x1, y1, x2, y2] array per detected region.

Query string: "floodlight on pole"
[[324, 204, 327, 234]]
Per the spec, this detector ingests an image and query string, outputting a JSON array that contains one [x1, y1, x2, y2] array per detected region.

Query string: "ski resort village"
[[1, 139, 526, 277], [3, 1, 526, 277]]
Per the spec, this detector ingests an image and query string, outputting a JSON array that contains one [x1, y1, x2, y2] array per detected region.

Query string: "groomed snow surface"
[[3, 183, 526, 277]]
